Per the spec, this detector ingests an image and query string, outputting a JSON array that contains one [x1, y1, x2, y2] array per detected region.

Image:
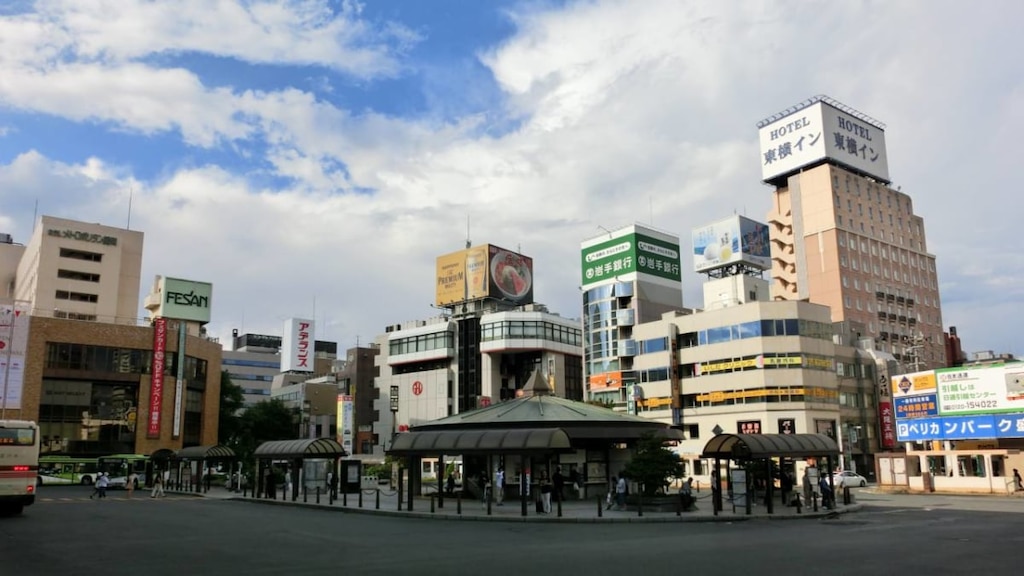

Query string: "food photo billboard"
[[581, 231, 681, 289], [691, 215, 771, 273], [488, 245, 533, 304], [758, 99, 890, 184]]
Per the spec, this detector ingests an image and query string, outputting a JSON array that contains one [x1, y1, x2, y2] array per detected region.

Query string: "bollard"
[[431, 494, 436, 514], [487, 490, 492, 516], [358, 488, 363, 508], [557, 495, 562, 518], [638, 491, 643, 517], [812, 492, 818, 512], [676, 494, 682, 517], [457, 491, 462, 515], [375, 488, 380, 510], [796, 493, 803, 514], [343, 488, 347, 507], [304, 486, 308, 503], [316, 486, 320, 504], [597, 494, 603, 518], [329, 487, 333, 505], [843, 485, 850, 505]]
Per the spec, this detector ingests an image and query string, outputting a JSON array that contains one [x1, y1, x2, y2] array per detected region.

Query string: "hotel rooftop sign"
[[47, 228, 118, 246]]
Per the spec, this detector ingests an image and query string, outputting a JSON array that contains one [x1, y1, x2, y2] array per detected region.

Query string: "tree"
[[218, 370, 245, 444], [622, 432, 684, 497], [585, 398, 615, 409], [231, 398, 299, 471]]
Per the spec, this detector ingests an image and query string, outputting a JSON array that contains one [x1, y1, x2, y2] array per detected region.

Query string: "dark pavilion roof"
[[407, 371, 681, 442]]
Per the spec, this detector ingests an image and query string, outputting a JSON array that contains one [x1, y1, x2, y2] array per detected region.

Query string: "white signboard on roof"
[[758, 99, 890, 184]]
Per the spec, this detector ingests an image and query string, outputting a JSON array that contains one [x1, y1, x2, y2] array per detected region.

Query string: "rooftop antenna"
[[466, 214, 471, 249], [127, 186, 134, 230], [32, 199, 38, 232], [649, 196, 653, 226]]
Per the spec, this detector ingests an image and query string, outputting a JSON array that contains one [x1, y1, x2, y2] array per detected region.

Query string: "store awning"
[[388, 427, 573, 456], [254, 438, 347, 459], [701, 433, 839, 459]]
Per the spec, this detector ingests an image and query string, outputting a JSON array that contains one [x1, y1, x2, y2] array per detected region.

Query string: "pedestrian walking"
[[95, 472, 109, 499], [539, 472, 552, 513], [494, 467, 505, 505], [615, 473, 627, 510], [553, 466, 565, 503], [1014, 468, 1023, 492], [150, 471, 165, 498], [126, 472, 138, 499]]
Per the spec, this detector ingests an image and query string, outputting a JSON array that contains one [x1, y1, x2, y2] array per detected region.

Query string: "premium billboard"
[[435, 244, 533, 306], [580, 231, 681, 289], [282, 318, 315, 373], [0, 299, 30, 411], [337, 394, 354, 453], [758, 99, 890, 184], [156, 277, 213, 323], [691, 215, 771, 273]]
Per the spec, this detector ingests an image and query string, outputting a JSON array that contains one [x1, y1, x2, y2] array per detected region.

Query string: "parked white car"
[[831, 470, 868, 487]]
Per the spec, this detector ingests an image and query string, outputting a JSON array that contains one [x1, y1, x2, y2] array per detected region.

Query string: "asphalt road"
[[3, 486, 1022, 576]]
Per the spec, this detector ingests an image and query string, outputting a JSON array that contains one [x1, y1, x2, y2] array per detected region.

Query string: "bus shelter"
[[175, 445, 238, 494], [254, 438, 347, 501], [388, 370, 683, 515], [701, 433, 840, 514]]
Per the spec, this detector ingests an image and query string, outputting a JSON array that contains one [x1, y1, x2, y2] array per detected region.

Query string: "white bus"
[[0, 420, 39, 515]]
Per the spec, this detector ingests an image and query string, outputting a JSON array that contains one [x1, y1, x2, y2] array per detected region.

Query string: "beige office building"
[[13, 216, 144, 324], [759, 97, 946, 369]]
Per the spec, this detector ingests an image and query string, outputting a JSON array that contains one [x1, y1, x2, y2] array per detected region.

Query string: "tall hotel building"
[[758, 96, 946, 369], [581, 225, 684, 413]]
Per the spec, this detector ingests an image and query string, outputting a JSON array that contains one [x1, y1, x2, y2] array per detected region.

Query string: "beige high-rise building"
[[13, 216, 144, 324], [759, 96, 946, 369]]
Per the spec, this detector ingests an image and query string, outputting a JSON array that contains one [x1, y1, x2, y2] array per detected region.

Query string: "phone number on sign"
[[943, 400, 998, 411]]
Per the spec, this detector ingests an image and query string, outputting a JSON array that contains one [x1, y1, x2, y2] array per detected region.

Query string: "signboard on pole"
[[172, 320, 186, 438], [282, 318, 315, 373]]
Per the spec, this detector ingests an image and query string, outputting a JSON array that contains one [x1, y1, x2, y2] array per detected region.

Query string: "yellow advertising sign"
[[695, 386, 838, 403], [435, 246, 490, 306]]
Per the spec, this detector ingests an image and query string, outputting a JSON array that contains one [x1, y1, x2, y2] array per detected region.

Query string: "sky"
[[0, 0, 1020, 358]]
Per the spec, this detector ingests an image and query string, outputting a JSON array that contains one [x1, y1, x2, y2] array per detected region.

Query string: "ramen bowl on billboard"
[[488, 245, 533, 304]]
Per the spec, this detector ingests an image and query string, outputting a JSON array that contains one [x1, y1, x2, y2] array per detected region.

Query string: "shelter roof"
[[176, 444, 236, 460], [701, 433, 839, 459], [389, 428, 572, 455], [254, 438, 346, 459]]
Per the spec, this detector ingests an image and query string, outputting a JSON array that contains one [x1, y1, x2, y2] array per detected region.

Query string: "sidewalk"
[[169, 486, 861, 523]]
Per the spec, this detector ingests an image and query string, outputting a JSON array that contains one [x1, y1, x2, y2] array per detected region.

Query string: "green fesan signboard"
[[581, 233, 681, 288], [161, 277, 213, 323]]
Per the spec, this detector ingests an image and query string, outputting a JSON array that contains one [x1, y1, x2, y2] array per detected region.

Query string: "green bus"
[[38, 455, 100, 486], [98, 454, 149, 489]]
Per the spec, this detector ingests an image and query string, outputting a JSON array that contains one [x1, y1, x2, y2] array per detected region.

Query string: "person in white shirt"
[[494, 467, 505, 506], [150, 470, 165, 498], [94, 472, 109, 499]]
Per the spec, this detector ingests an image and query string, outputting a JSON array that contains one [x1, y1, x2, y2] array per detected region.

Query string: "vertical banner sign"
[[172, 320, 186, 438], [336, 394, 344, 444], [0, 300, 30, 412], [148, 317, 168, 438], [281, 318, 315, 373], [877, 364, 897, 449], [341, 395, 354, 454]]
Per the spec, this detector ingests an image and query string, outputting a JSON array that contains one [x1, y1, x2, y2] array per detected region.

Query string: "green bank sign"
[[581, 233, 681, 288]]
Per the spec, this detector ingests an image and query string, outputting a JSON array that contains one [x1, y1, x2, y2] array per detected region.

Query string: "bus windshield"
[[0, 428, 36, 446]]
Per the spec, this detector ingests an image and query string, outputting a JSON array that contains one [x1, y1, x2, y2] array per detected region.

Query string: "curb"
[[215, 495, 861, 524]]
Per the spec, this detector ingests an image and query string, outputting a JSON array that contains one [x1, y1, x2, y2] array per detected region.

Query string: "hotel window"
[[851, 259, 858, 271], [853, 278, 860, 290], [842, 276, 849, 288], [58, 248, 103, 263], [844, 296, 852, 308], [55, 290, 98, 303], [840, 255, 848, 267], [57, 269, 100, 282], [856, 299, 862, 310], [838, 234, 846, 247]]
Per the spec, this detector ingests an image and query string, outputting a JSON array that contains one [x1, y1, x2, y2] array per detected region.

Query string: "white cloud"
[[0, 0, 1021, 358]]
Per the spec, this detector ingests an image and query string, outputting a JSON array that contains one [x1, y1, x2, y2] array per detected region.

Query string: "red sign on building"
[[148, 317, 167, 438], [412, 381, 423, 396], [878, 401, 897, 449]]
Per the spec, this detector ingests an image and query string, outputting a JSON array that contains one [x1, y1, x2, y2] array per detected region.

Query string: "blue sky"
[[0, 0, 1021, 359]]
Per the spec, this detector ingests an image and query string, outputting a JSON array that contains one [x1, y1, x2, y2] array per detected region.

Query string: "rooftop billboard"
[[758, 99, 890, 184], [281, 318, 315, 373], [435, 244, 533, 306], [580, 231, 681, 289], [155, 277, 213, 323], [691, 215, 771, 273]]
